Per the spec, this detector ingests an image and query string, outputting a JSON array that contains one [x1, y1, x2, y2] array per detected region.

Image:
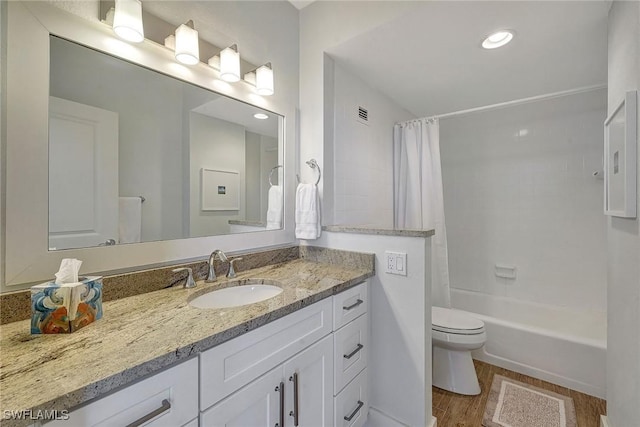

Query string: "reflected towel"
[[118, 197, 142, 244], [266, 185, 283, 230], [295, 183, 321, 240]]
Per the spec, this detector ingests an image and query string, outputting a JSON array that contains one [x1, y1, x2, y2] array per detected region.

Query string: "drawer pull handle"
[[343, 299, 363, 311], [289, 372, 299, 426], [275, 381, 284, 427], [343, 343, 364, 359], [126, 399, 171, 427], [344, 400, 364, 421]]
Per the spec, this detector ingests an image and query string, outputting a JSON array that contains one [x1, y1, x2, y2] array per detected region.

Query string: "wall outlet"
[[385, 251, 407, 276]]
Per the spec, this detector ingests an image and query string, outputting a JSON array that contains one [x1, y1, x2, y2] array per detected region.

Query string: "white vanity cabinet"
[[199, 298, 334, 426], [201, 335, 333, 427], [332, 283, 369, 427], [200, 280, 369, 427]]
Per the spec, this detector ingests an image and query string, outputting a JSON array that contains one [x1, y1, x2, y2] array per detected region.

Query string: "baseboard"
[[364, 407, 437, 427], [600, 415, 612, 427], [365, 407, 407, 427]]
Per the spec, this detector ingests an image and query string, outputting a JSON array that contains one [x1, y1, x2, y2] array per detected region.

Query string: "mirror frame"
[[2, 1, 296, 290]]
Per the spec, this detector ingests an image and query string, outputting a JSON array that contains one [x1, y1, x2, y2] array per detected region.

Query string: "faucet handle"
[[173, 267, 196, 289], [205, 259, 217, 283], [227, 257, 244, 279]]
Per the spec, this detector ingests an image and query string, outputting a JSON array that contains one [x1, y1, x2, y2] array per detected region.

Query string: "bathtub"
[[450, 288, 607, 398]]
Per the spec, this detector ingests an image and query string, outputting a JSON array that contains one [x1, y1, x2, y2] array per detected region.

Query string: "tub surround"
[[0, 246, 300, 325], [322, 225, 435, 238], [0, 252, 374, 426]]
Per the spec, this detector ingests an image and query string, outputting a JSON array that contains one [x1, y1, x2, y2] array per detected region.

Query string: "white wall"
[[441, 89, 608, 311], [245, 132, 261, 221], [299, 1, 422, 224], [260, 134, 278, 223], [332, 60, 415, 226], [189, 113, 245, 237], [303, 232, 432, 427], [606, 2, 640, 426]]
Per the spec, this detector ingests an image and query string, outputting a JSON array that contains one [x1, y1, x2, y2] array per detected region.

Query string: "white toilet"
[[432, 306, 487, 395]]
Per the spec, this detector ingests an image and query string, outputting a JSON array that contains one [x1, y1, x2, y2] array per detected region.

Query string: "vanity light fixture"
[[174, 20, 200, 65], [482, 30, 514, 49], [255, 63, 274, 96], [243, 63, 275, 96], [207, 44, 241, 82], [112, 0, 144, 43], [254, 113, 269, 120], [220, 45, 241, 82]]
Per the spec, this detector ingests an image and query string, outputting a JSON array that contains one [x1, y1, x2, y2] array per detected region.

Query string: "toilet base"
[[432, 346, 481, 395]]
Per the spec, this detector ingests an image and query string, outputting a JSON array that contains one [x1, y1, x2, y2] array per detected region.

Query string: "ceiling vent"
[[357, 106, 369, 125]]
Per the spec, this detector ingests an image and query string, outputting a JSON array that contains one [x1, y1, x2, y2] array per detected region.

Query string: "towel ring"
[[296, 159, 321, 185], [269, 165, 283, 187]]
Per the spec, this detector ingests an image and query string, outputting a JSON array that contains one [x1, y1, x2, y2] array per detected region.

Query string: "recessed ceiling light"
[[482, 30, 514, 49], [254, 113, 269, 120]]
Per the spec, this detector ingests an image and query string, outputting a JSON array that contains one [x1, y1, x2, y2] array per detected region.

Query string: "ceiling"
[[288, 0, 316, 10], [327, 1, 609, 117], [192, 96, 280, 138]]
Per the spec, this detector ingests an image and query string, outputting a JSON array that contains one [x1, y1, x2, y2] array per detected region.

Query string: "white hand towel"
[[118, 197, 142, 244], [295, 183, 321, 240], [266, 185, 283, 230]]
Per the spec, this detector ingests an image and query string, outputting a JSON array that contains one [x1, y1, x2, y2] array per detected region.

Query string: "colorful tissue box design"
[[31, 276, 103, 334]]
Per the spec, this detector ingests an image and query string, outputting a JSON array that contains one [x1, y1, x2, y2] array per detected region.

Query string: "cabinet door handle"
[[125, 399, 171, 427], [289, 372, 299, 426], [343, 299, 363, 311], [275, 381, 284, 427], [343, 400, 364, 422], [343, 343, 364, 359]]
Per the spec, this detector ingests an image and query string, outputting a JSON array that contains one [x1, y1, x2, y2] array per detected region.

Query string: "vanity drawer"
[[333, 282, 368, 330], [334, 313, 368, 394], [335, 368, 369, 427], [200, 297, 333, 410], [46, 358, 198, 427]]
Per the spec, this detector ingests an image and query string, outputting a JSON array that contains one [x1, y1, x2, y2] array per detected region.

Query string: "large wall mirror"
[[49, 36, 283, 251], [3, 1, 295, 289]]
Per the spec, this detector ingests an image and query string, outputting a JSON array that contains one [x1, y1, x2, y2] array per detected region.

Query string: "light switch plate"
[[385, 251, 407, 276]]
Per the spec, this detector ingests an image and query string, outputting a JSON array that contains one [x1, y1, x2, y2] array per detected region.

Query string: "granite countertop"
[[323, 224, 435, 238], [0, 258, 373, 426], [228, 219, 267, 227]]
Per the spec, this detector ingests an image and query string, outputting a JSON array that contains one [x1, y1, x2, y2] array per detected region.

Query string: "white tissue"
[[54, 258, 83, 285]]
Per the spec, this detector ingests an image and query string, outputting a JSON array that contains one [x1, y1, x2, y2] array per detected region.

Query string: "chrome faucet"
[[172, 267, 196, 288], [227, 257, 243, 279], [206, 250, 228, 282]]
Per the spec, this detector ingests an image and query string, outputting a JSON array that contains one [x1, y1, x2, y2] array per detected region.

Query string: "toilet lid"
[[432, 307, 485, 334]]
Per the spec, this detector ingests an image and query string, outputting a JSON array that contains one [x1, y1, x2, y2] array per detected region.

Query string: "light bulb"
[[255, 64, 274, 96], [220, 45, 240, 82], [113, 0, 144, 43], [175, 21, 199, 65]]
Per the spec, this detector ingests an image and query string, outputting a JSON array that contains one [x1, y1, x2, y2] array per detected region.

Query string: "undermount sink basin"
[[189, 281, 283, 309]]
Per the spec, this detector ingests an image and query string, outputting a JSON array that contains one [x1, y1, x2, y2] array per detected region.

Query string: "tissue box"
[[31, 276, 103, 334]]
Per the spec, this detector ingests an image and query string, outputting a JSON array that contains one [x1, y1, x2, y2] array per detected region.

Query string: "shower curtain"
[[393, 118, 451, 308]]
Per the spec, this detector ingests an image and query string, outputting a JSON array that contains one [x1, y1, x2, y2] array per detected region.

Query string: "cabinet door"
[[283, 335, 334, 427], [201, 366, 283, 427]]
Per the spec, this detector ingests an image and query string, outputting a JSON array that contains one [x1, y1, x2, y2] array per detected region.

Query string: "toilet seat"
[[432, 306, 485, 335]]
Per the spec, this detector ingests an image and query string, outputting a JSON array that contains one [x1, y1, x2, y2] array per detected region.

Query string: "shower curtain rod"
[[398, 84, 607, 125]]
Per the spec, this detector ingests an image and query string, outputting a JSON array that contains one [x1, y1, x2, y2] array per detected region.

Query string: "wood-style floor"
[[432, 360, 606, 427]]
